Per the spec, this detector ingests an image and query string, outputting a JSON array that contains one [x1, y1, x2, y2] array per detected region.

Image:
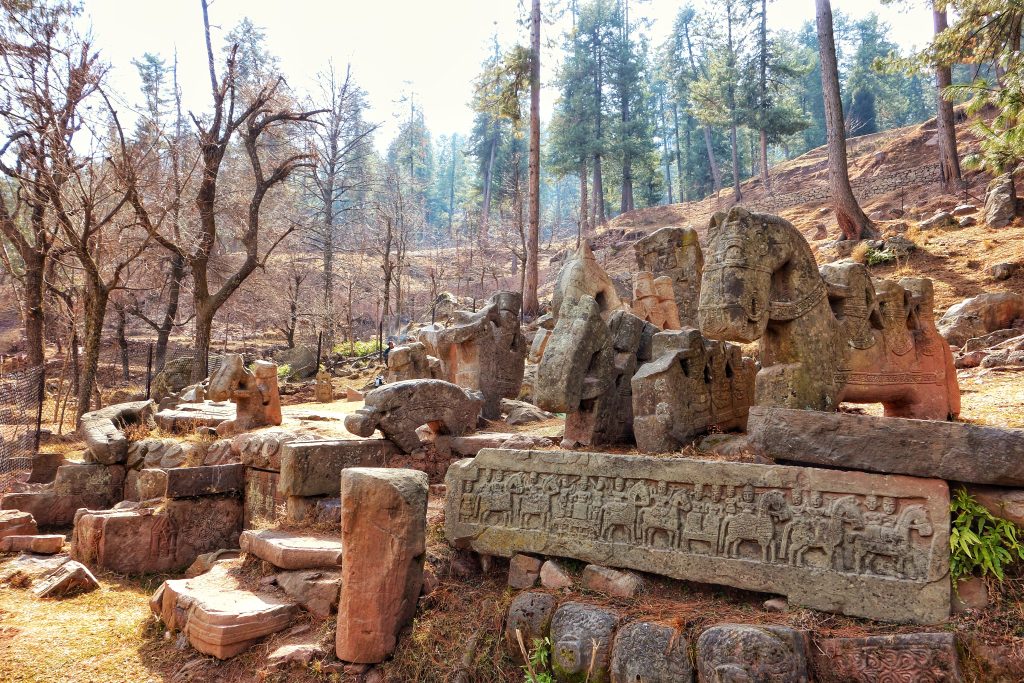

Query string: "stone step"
[[240, 529, 342, 570], [156, 559, 297, 659], [0, 509, 38, 538]]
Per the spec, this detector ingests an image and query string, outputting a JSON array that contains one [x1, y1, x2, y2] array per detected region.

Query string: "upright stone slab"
[[748, 406, 1024, 486], [697, 624, 809, 683], [336, 468, 428, 663], [445, 449, 950, 624], [278, 439, 400, 497]]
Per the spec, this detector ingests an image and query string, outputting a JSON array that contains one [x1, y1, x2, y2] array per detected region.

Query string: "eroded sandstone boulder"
[[336, 468, 428, 664], [0, 509, 37, 539], [550, 602, 619, 683], [610, 621, 692, 683], [343, 379, 483, 454], [985, 172, 1017, 228], [633, 225, 703, 327], [938, 292, 1024, 346], [551, 242, 624, 320]]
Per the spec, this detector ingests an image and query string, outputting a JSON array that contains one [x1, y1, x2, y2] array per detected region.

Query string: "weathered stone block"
[[137, 463, 245, 500], [245, 468, 285, 527], [33, 559, 99, 597], [336, 468, 428, 664], [80, 400, 156, 464], [276, 569, 341, 618], [505, 591, 557, 663], [278, 439, 399, 497], [54, 462, 125, 498], [581, 564, 643, 598], [159, 560, 296, 659], [748, 406, 1024, 486], [813, 633, 963, 683], [0, 534, 64, 554], [610, 621, 692, 683], [71, 496, 242, 574], [0, 509, 37, 538], [550, 601, 619, 683], [697, 624, 809, 683], [445, 448, 950, 624], [508, 553, 542, 589], [240, 529, 342, 570]]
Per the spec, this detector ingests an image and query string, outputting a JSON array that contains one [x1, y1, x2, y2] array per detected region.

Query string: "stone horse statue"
[[698, 207, 959, 420]]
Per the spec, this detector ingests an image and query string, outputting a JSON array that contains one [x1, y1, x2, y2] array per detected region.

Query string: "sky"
[[81, 0, 935, 151]]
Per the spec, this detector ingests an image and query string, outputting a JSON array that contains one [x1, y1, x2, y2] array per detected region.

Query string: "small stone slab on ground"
[[748, 405, 1024, 486], [239, 529, 342, 570], [508, 553, 542, 589], [581, 564, 643, 597], [0, 534, 64, 554], [812, 633, 963, 682], [275, 569, 341, 617], [33, 559, 99, 598], [0, 510, 37, 539], [156, 560, 297, 659], [539, 559, 572, 589]]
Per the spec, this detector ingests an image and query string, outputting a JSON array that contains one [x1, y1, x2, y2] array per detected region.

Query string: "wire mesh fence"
[[0, 366, 43, 492]]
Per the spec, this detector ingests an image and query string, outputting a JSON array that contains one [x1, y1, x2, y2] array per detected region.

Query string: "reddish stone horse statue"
[[698, 207, 959, 420]]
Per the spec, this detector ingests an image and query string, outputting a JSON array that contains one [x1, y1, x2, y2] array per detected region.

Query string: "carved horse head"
[[699, 207, 826, 343]]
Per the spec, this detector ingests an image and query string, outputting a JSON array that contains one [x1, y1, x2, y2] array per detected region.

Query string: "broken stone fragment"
[[539, 559, 573, 590], [336, 468, 428, 664], [580, 564, 643, 598], [0, 509, 37, 539], [33, 559, 99, 598], [610, 621, 692, 683], [0, 534, 64, 555], [550, 601, 619, 683], [507, 553, 542, 589], [697, 624, 809, 683], [276, 569, 341, 618]]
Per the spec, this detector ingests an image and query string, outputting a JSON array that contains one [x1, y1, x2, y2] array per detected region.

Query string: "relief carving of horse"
[[852, 504, 933, 577], [698, 207, 959, 420], [722, 490, 791, 562], [785, 496, 864, 568]]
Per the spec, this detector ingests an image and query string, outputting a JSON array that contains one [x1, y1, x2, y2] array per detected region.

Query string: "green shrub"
[[520, 637, 553, 683], [276, 363, 291, 379], [950, 487, 1024, 586], [864, 247, 896, 266], [333, 339, 382, 357]]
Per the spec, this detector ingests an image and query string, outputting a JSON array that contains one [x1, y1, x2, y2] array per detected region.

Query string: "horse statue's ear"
[[709, 212, 726, 237]]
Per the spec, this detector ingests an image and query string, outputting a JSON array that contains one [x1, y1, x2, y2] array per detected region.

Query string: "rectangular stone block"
[[279, 439, 399, 497], [71, 496, 242, 574], [54, 463, 125, 498], [812, 633, 963, 682], [245, 468, 285, 527], [137, 464, 245, 500], [748, 406, 1024, 486], [445, 448, 950, 624], [29, 453, 66, 484]]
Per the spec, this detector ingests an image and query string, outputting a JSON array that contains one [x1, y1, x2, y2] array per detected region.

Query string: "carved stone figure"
[[632, 272, 682, 330], [551, 242, 624, 320], [536, 296, 656, 448], [445, 448, 950, 624], [418, 291, 527, 419], [633, 226, 704, 327], [344, 379, 483, 453], [698, 207, 960, 420], [631, 329, 755, 453], [385, 342, 435, 383], [314, 370, 334, 403], [207, 355, 282, 436]]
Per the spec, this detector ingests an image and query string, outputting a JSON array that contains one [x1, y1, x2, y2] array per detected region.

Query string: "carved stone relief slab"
[[445, 448, 950, 624]]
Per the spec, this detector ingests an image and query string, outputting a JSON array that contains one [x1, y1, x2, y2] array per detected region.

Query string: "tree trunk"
[[934, 6, 961, 192], [193, 304, 213, 382], [672, 102, 685, 202], [76, 285, 109, 422], [115, 304, 129, 381], [659, 92, 673, 204], [21, 252, 46, 367], [758, 0, 771, 191], [524, 0, 541, 318], [154, 252, 184, 371], [592, 154, 606, 226], [730, 122, 742, 201], [579, 158, 591, 238], [703, 127, 723, 195], [816, 0, 876, 240], [481, 131, 498, 239]]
